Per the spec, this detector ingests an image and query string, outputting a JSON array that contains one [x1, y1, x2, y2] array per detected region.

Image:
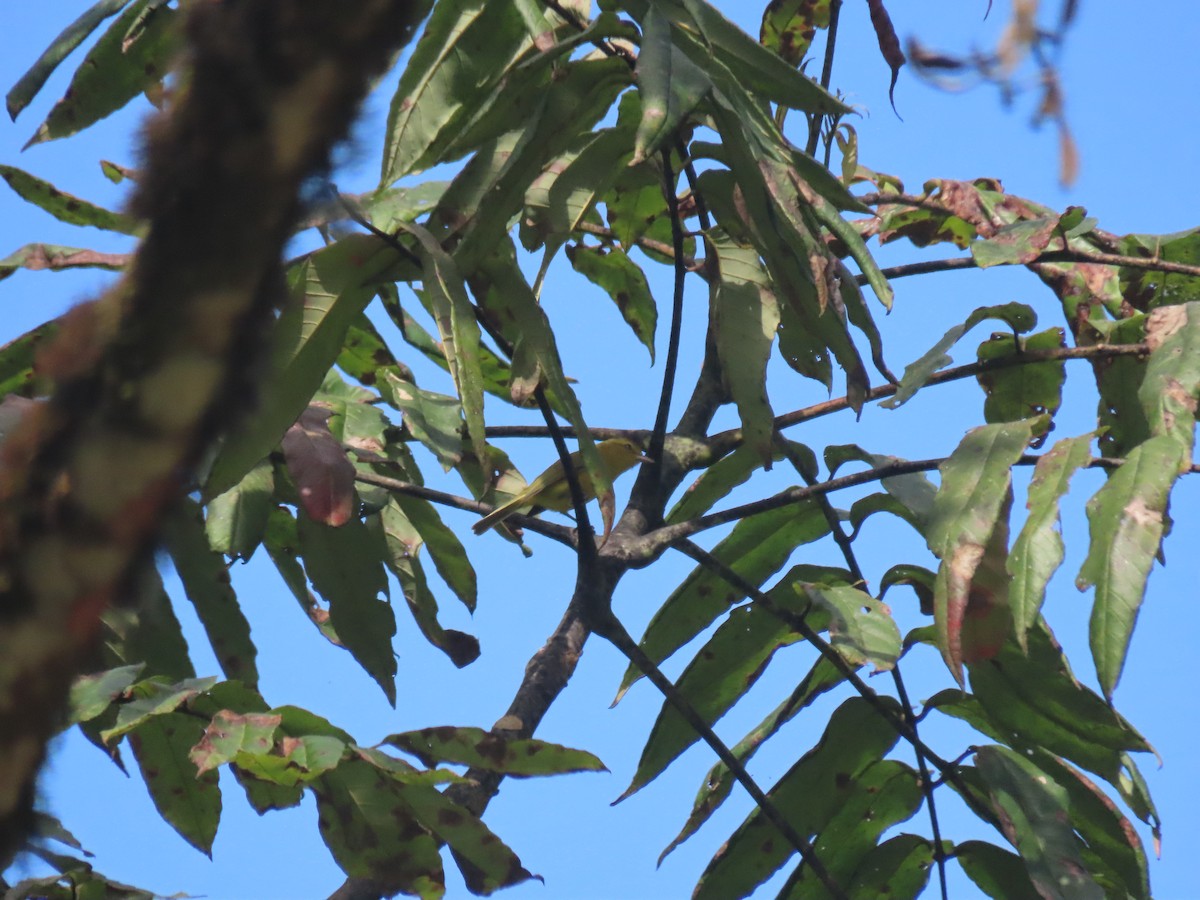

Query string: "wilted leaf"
[[760, 0, 832, 66], [928, 420, 1034, 681], [282, 406, 357, 527]]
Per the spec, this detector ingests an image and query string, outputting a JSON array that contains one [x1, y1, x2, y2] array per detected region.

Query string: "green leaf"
[[1030, 753, 1150, 899], [205, 233, 403, 498], [355, 181, 450, 233], [380, 0, 539, 185], [204, 459, 274, 560], [974, 745, 1102, 900], [843, 834, 935, 900], [1007, 434, 1094, 647], [298, 514, 396, 705], [622, 582, 813, 800], [976, 327, 1067, 432], [0, 243, 126, 281], [0, 321, 57, 399], [828, 444, 938, 527], [668, 446, 764, 525], [692, 697, 902, 900], [883, 303, 1038, 409], [471, 244, 616, 532], [659, 653, 845, 863], [384, 727, 605, 775], [928, 420, 1035, 682], [779, 761, 923, 897], [566, 244, 658, 362], [522, 122, 634, 263], [879, 563, 935, 615], [0, 166, 139, 235], [263, 506, 341, 645], [100, 571, 195, 681], [604, 159, 668, 249], [441, 56, 632, 274], [633, 4, 712, 163], [313, 758, 445, 896], [25, 0, 177, 147], [618, 501, 829, 698], [397, 222, 488, 477], [101, 676, 217, 742], [967, 629, 1152, 779], [1093, 314, 1150, 457], [1118, 226, 1200, 310], [801, 583, 901, 670], [1076, 436, 1185, 698], [129, 711, 221, 855], [384, 771, 535, 895], [956, 840, 1041, 899], [709, 229, 780, 465], [379, 499, 480, 668], [760, 0, 832, 66], [390, 494, 477, 613], [163, 499, 259, 688], [5, 0, 132, 120], [69, 664, 144, 724], [647, 0, 849, 115]]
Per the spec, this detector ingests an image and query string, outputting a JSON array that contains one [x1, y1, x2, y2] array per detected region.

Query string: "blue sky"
[[2, 2, 1199, 898]]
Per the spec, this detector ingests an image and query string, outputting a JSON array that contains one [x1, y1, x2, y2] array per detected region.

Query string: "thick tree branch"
[[0, 0, 426, 863]]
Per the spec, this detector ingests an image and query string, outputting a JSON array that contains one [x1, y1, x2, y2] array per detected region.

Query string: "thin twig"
[[806, 0, 843, 158], [649, 151, 689, 477]]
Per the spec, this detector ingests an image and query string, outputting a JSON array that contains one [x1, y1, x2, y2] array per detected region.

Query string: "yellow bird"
[[472, 438, 650, 535]]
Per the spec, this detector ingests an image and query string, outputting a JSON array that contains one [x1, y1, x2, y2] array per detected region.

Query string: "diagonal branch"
[[588, 603, 846, 899], [776, 436, 949, 898]]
